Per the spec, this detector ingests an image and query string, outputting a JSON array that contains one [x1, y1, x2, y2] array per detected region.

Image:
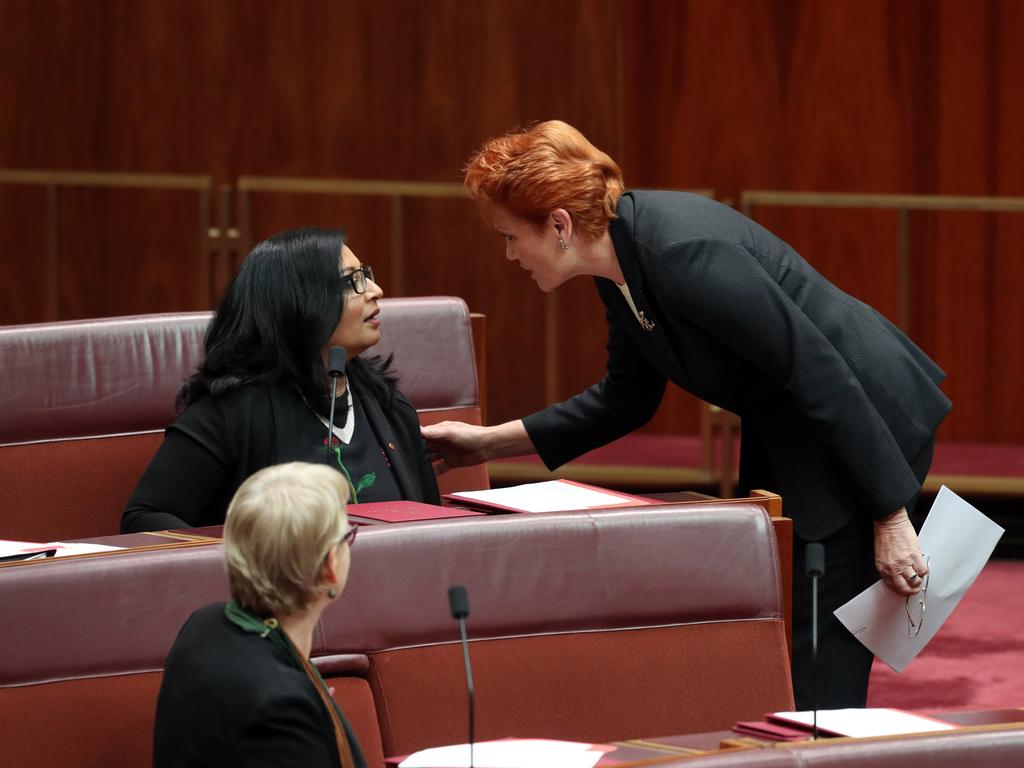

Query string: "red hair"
[[463, 121, 624, 240]]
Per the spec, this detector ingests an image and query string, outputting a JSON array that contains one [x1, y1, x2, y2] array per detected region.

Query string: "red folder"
[[347, 500, 484, 524], [732, 720, 818, 741]]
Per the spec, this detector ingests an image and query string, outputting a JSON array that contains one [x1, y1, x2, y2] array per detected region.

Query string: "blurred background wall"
[[2, 0, 1022, 443]]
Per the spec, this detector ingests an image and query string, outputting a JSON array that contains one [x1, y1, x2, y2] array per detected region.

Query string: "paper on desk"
[[769, 708, 957, 738], [446, 479, 649, 513], [0, 540, 123, 559], [398, 739, 610, 768], [834, 486, 1004, 672]]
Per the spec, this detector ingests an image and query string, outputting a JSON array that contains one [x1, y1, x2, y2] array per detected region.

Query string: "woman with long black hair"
[[122, 227, 439, 533]]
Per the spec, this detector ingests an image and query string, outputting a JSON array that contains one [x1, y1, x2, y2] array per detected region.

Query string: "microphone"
[[448, 585, 475, 768], [324, 346, 347, 455], [805, 542, 825, 740]]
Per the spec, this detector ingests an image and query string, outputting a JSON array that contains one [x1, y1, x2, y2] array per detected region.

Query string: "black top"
[[324, 391, 402, 504], [153, 603, 365, 768], [524, 191, 952, 539], [122, 382, 440, 532]]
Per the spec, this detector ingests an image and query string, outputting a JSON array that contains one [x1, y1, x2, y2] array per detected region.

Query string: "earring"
[[558, 238, 568, 252], [328, 587, 338, 599]]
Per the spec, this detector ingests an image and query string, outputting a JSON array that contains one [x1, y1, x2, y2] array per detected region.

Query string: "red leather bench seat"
[[0, 501, 790, 767], [320, 502, 791, 756]]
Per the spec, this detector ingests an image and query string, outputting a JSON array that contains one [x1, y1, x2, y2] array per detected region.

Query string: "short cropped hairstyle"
[[463, 120, 625, 240], [224, 462, 350, 617]]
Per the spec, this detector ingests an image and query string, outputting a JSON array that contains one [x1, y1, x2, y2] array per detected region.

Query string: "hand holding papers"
[[835, 486, 1004, 671]]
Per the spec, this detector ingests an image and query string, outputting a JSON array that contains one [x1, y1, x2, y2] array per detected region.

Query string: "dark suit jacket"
[[122, 381, 440, 532], [524, 191, 951, 539], [153, 603, 364, 768]]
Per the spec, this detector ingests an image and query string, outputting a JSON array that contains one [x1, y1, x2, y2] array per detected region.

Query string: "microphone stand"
[[448, 586, 475, 768], [324, 346, 347, 461], [806, 542, 825, 740]]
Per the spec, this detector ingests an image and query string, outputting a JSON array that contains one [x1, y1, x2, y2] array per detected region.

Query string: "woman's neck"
[[278, 602, 326, 659], [575, 231, 624, 284]]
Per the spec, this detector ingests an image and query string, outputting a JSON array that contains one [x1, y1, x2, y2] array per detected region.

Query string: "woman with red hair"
[[424, 120, 951, 711]]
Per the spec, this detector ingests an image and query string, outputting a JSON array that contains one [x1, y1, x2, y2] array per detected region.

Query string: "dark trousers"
[[789, 439, 935, 710]]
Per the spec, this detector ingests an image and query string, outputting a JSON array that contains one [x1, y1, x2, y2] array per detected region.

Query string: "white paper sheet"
[[0, 539, 123, 560], [398, 739, 608, 768], [834, 486, 1004, 672], [769, 708, 957, 738], [447, 480, 649, 513]]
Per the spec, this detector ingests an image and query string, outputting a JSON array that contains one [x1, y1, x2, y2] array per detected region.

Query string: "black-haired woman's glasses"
[[342, 266, 375, 294]]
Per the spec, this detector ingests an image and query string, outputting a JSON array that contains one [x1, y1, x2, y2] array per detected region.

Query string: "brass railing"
[[740, 190, 1024, 330], [234, 176, 469, 297], [0, 169, 215, 319]]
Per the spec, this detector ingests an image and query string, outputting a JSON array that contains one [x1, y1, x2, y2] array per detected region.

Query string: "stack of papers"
[[398, 739, 613, 768], [444, 479, 651, 514], [766, 708, 957, 738]]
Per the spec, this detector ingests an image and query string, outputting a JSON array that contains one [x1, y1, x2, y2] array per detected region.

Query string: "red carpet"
[[867, 559, 1024, 711]]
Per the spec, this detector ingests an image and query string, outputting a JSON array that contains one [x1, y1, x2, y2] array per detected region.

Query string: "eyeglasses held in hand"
[[905, 555, 930, 639], [342, 266, 375, 294]]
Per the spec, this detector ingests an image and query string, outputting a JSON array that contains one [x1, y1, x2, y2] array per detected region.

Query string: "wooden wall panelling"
[[57, 185, 212, 319], [621, 0, 1024, 446], [0, 186, 50, 325], [240, 190, 395, 284], [913, 210, 994, 444], [403, 196, 548, 428], [990, 0, 1024, 444], [991, 211, 1024, 443]]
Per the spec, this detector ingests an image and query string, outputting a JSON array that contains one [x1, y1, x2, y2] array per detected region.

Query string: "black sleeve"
[[394, 392, 441, 505], [666, 238, 921, 516], [523, 300, 668, 470], [121, 397, 235, 533]]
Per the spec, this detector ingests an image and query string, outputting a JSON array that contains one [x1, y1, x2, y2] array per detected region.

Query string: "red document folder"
[[732, 720, 819, 741], [347, 500, 484, 524]]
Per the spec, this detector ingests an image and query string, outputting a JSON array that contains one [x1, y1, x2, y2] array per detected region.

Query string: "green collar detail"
[[224, 601, 279, 638]]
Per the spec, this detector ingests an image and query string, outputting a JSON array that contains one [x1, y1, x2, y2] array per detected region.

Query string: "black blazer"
[[153, 603, 365, 768], [122, 381, 440, 532], [524, 191, 951, 539]]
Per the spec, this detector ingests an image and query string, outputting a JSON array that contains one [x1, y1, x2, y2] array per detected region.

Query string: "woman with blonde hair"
[[154, 462, 365, 768], [423, 120, 951, 710]]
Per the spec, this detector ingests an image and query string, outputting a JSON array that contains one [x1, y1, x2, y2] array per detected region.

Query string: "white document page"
[[834, 485, 1004, 672], [770, 708, 957, 738], [399, 739, 607, 768], [0, 539, 123, 559], [449, 480, 647, 513]]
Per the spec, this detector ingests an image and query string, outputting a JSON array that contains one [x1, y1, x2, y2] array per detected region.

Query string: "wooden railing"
[[0, 169, 214, 320], [740, 190, 1024, 331]]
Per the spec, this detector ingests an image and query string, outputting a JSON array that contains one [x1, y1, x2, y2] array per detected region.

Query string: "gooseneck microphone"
[[324, 346, 347, 453], [448, 585, 475, 768], [805, 542, 826, 740]]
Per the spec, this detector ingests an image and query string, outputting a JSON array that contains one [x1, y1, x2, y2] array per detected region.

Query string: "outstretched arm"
[[421, 419, 534, 473]]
